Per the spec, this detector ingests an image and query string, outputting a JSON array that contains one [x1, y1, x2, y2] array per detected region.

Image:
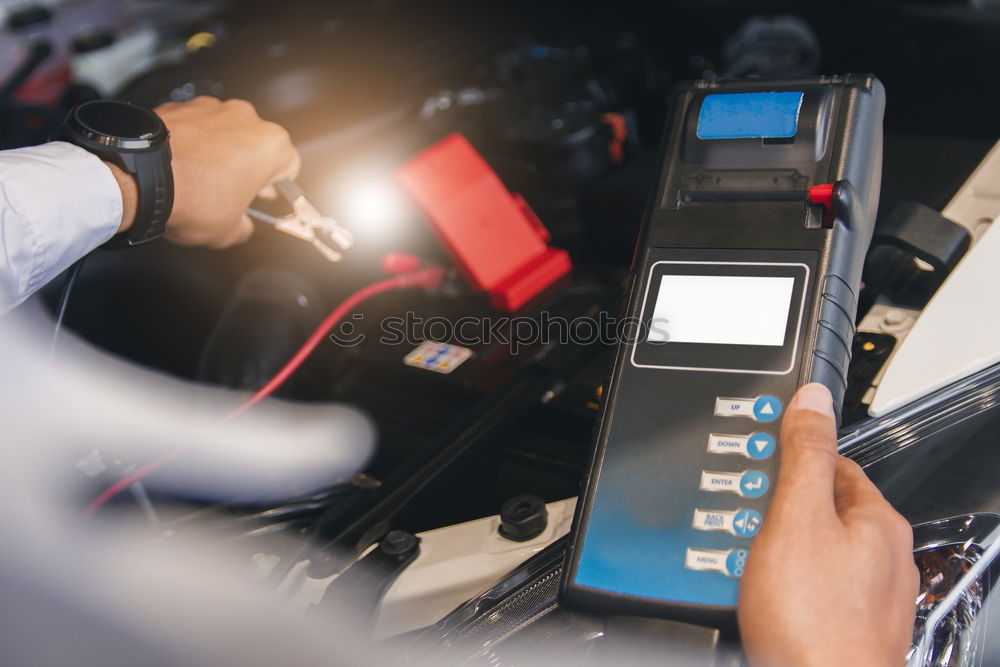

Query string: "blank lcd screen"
[[647, 275, 795, 346]]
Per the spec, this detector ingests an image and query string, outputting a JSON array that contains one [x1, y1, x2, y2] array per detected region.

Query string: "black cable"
[[48, 255, 87, 358], [163, 483, 360, 532]]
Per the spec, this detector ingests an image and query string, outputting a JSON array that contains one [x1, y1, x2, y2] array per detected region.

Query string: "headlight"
[[909, 514, 1000, 666]]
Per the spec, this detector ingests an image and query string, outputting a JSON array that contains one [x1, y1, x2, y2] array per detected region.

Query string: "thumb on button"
[[767, 383, 839, 521]]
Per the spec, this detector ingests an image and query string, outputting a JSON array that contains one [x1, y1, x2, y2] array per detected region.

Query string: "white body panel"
[[870, 218, 1000, 417], [289, 498, 577, 639]]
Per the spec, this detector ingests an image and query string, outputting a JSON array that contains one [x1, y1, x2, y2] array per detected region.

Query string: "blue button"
[[753, 395, 783, 422], [746, 432, 776, 460], [740, 470, 769, 499], [726, 548, 749, 578], [732, 509, 763, 538]]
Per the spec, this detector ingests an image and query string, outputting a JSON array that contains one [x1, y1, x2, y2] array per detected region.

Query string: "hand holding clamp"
[[246, 180, 353, 262]]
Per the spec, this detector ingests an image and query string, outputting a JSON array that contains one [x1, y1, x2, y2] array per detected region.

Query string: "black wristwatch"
[[59, 100, 173, 248]]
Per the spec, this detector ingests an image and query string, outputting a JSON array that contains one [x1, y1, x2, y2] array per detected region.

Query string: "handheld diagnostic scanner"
[[562, 75, 885, 625]]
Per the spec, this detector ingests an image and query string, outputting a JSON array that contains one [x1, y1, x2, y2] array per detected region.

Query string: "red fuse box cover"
[[394, 134, 571, 311]]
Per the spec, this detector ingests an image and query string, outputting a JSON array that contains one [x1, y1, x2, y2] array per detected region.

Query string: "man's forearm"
[[0, 97, 302, 314]]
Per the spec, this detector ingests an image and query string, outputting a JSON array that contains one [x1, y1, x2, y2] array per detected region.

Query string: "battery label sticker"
[[697, 91, 804, 139], [404, 341, 472, 374]]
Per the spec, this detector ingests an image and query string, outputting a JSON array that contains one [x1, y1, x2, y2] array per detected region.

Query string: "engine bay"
[[4, 0, 1000, 664]]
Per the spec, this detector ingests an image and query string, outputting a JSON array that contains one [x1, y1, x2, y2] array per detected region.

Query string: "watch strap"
[[103, 146, 174, 248]]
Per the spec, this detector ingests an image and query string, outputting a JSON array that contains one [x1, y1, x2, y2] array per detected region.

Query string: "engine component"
[[314, 529, 421, 631], [842, 332, 897, 424], [866, 201, 971, 308], [199, 268, 326, 394], [499, 494, 548, 542], [719, 15, 821, 79], [394, 133, 572, 311], [406, 536, 586, 665]]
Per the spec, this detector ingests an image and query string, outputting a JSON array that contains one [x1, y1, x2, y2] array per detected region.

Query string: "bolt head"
[[499, 494, 548, 542]]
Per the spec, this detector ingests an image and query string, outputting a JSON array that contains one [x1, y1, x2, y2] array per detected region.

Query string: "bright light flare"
[[339, 178, 411, 233]]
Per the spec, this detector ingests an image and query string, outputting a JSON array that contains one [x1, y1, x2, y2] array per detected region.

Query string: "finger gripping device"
[[562, 75, 885, 625]]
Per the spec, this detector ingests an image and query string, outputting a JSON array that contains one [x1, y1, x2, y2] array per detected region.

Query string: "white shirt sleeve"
[[0, 141, 123, 314]]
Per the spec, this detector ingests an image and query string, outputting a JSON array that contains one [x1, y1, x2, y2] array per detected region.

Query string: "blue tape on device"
[[697, 92, 804, 139]]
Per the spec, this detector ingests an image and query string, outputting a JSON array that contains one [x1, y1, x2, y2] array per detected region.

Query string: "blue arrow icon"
[[740, 470, 769, 498], [746, 432, 776, 460], [753, 395, 783, 422], [732, 508, 763, 538]]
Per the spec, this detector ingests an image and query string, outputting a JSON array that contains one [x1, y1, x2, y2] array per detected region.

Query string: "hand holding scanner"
[[562, 75, 885, 625]]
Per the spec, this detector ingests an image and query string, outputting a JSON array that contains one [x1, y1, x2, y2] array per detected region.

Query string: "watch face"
[[73, 100, 166, 147]]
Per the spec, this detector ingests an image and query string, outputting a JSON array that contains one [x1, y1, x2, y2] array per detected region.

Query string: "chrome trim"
[[839, 361, 1000, 469]]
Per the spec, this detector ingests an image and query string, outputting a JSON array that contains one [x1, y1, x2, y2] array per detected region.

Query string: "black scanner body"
[[562, 75, 885, 626]]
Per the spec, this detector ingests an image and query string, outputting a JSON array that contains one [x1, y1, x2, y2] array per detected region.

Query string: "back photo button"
[[732, 508, 763, 538], [692, 508, 763, 538], [753, 395, 783, 422]]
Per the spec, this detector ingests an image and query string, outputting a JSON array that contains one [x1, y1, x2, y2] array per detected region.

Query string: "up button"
[[714, 395, 783, 423], [753, 395, 783, 423]]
